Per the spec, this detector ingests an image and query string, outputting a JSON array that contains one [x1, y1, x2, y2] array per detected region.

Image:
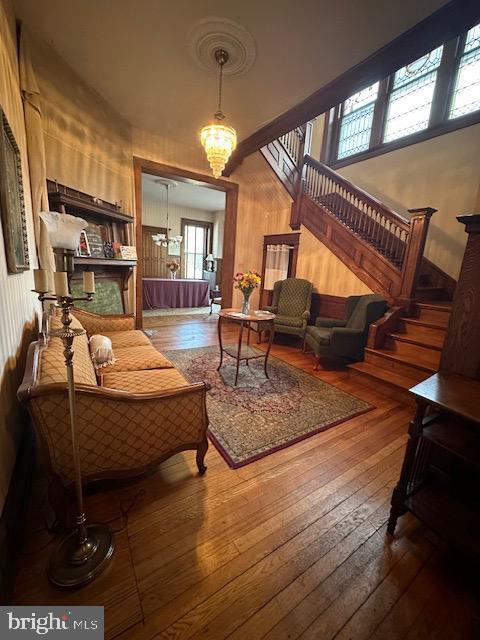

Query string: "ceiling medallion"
[[187, 17, 256, 77]]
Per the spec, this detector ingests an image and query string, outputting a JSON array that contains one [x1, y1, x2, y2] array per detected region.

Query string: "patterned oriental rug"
[[165, 346, 373, 468]]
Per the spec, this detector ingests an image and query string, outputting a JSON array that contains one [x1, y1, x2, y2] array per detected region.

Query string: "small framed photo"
[[77, 230, 91, 256], [120, 245, 137, 260]]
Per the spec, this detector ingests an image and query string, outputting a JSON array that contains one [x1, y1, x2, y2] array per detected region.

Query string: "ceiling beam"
[[224, 0, 480, 176]]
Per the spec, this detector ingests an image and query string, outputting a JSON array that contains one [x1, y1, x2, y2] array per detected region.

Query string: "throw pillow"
[[89, 334, 116, 369]]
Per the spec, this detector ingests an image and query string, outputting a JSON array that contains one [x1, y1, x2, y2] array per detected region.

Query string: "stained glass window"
[[450, 23, 480, 119], [337, 83, 379, 159], [383, 46, 443, 142]]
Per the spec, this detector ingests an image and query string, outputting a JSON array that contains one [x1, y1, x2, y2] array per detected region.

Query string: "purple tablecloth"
[[143, 278, 210, 310]]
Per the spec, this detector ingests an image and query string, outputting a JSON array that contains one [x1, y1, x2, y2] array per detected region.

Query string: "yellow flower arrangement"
[[233, 270, 261, 293]]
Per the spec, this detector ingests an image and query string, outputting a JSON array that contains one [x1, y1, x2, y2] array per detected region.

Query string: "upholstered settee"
[[18, 307, 209, 526]]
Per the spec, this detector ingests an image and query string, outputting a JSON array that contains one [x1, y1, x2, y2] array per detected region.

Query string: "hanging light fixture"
[[151, 180, 183, 249], [200, 49, 237, 179]]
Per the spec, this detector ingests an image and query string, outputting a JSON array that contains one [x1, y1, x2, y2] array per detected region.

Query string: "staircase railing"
[[278, 126, 307, 169], [294, 155, 436, 305]]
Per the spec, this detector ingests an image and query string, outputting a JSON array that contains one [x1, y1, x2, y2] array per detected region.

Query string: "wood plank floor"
[[13, 315, 478, 639]]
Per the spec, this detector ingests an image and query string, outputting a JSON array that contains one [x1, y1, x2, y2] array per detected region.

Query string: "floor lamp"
[[34, 211, 114, 588]]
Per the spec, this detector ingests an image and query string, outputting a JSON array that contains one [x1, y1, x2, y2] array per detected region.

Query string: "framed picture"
[[84, 222, 108, 258], [77, 230, 91, 256], [0, 108, 29, 273]]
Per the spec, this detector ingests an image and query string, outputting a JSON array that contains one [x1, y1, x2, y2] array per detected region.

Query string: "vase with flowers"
[[234, 270, 261, 315], [166, 259, 180, 279]]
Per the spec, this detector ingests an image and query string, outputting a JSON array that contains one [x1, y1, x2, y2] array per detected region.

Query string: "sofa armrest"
[[263, 305, 277, 314], [315, 317, 346, 328], [71, 309, 135, 334]]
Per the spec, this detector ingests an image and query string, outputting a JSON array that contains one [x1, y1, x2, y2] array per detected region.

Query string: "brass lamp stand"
[[34, 248, 114, 588]]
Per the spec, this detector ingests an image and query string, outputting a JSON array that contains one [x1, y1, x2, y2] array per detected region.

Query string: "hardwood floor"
[[13, 315, 478, 639]]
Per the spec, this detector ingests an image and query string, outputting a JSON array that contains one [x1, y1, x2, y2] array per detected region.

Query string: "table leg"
[[216, 316, 224, 371], [246, 323, 250, 366], [264, 320, 274, 378], [235, 322, 244, 386]]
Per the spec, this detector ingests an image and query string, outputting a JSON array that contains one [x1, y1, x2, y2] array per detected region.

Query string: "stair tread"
[[414, 301, 452, 311], [387, 331, 444, 351], [399, 317, 448, 331], [349, 361, 423, 390], [365, 347, 438, 373]]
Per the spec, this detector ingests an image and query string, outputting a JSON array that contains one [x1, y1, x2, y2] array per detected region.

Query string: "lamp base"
[[48, 524, 114, 588]]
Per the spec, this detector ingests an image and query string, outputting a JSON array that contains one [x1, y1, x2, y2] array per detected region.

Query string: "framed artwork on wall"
[[0, 107, 29, 273]]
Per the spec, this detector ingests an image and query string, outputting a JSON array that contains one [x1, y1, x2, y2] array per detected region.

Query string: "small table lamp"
[[33, 211, 114, 588], [205, 253, 215, 272]]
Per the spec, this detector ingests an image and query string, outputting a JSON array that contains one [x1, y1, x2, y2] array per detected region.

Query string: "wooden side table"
[[388, 371, 480, 558], [217, 309, 276, 386]]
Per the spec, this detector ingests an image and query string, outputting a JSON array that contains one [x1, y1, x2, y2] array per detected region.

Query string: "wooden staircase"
[[349, 301, 451, 402], [260, 130, 457, 399]]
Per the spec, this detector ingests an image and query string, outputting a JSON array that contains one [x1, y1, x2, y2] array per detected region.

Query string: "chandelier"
[[151, 180, 183, 249], [200, 49, 237, 179]]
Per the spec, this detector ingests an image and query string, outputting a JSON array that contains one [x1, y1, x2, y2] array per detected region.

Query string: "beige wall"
[[338, 125, 480, 281], [296, 228, 372, 296], [0, 0, 38, 514], [142, 198, 218, 258], [31, 35, 134, 215]]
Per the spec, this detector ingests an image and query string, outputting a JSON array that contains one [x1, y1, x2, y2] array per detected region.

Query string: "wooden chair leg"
[[196, 437, 209, 475], [314, 355, 320, 371]]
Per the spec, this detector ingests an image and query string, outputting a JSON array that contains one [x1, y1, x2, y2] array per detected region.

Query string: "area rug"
[[164, 345, 373, 468]]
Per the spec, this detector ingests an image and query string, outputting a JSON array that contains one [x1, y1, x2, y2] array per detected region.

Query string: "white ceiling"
[[14, 0, 448, 145], [142, 173, 226, 211]]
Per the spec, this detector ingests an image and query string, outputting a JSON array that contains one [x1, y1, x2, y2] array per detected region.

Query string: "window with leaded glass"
[[383, 46, 443, 142], [450, 23, 480, 119], [337, 83, 379, 159]]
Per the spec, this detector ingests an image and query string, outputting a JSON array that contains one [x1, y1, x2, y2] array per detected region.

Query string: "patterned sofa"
[[18, 307, 209, 526]]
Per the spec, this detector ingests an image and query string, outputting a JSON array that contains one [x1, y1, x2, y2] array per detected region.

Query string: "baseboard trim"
[[0, 419, 35, 603]]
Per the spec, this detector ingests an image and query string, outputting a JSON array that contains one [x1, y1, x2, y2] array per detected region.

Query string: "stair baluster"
[[293, 155, 436, 304]]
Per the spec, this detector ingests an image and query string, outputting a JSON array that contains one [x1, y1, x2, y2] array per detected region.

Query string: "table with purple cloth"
[[143, 278, 210, 310]]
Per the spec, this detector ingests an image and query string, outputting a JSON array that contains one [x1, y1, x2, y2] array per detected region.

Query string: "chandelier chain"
[[217, 59, 224, 115]]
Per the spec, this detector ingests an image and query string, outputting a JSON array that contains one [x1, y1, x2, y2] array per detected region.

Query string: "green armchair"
[[262, 278, 313, 341], [305, 294, 387, 369]]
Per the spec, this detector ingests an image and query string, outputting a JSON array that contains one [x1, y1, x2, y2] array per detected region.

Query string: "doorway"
[[133, 158, 238, 329]]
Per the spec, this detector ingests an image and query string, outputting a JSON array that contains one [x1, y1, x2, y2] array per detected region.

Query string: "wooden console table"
[[388, 371, 480, 558], [217, 309, 276, 386]]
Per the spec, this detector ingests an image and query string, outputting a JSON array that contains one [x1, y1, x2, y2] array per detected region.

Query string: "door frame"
[[133, 157, 239, 328]]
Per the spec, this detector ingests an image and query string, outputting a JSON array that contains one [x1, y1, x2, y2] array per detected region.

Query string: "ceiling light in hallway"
[[200, 49, 237, 179]]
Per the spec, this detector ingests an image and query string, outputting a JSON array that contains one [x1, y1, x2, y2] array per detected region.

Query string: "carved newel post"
[[440, 214, 480, 379]]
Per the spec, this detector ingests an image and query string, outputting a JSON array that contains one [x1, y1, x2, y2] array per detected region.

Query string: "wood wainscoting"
[[311, 292, 347, 321]]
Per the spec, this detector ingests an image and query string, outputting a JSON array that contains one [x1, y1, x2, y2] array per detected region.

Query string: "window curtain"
[[18, 24, 55, 289], [264, 244, 290, 290]]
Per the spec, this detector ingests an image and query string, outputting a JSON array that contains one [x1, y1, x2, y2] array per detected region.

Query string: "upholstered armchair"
[[304, 294, 387, 368], [261, 278, 313, 340]]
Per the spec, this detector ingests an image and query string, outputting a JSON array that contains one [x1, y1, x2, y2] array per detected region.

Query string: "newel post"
[[290, 159, 306, 231], [440, 214, 480, 378], [397, 207, 437, 310]]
